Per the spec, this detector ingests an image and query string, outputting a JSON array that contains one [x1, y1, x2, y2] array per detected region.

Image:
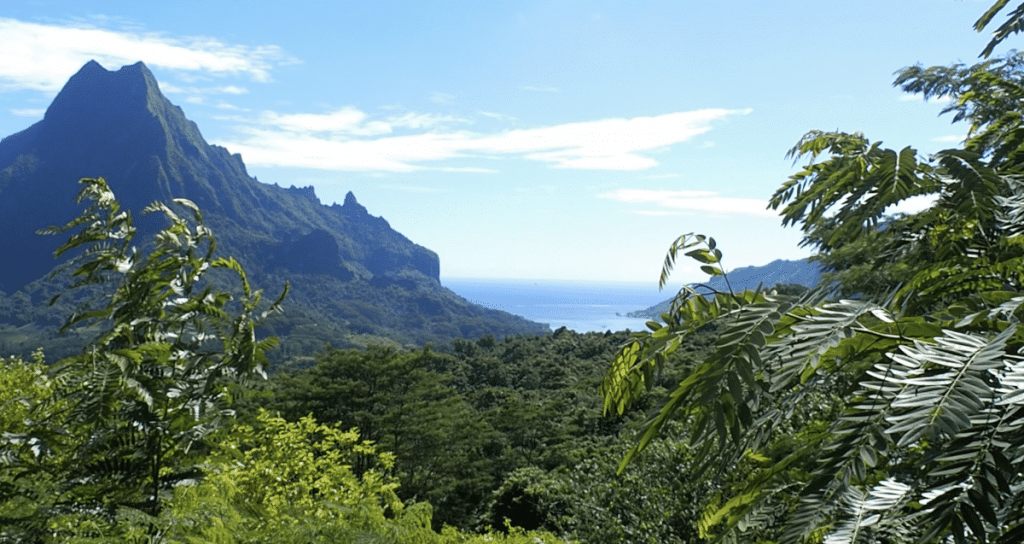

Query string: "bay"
[[444, 278, 671, 333]]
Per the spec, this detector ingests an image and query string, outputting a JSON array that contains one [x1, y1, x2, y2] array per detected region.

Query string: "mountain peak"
[[343, 191, 369, 214], [77, 59, 106, 75], [0, 60, 550, 344], [46, 60, 162, 124]]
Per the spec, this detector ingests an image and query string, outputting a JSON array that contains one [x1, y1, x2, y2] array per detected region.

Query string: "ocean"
[[443, 278, 674, 333]]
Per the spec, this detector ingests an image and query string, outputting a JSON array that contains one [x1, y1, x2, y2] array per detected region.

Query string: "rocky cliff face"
[[0, 61, 547, 349], [0, 60, 439, 289]]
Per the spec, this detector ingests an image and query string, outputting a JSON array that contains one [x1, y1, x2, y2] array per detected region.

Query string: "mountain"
[[0, 61, 548, 360], [625, 258, 822, 320]]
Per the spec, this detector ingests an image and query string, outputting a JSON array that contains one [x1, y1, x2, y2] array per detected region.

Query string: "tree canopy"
[[601, 2, 1024, 543]]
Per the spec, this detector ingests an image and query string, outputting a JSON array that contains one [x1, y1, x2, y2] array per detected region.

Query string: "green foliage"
[[601, 4, 1024, 542], [483, 424, 707, 544], [0, 350, 50, 435], [976, 1, 1024, 58], [0, 178, 571, 543], [0, 178, 285, 540], [266, 346, 497, 528], [81, 410, 561, 544], [158, 410, 409, 543], [250, 328, 667, 534], [0, 351, 62, 542]]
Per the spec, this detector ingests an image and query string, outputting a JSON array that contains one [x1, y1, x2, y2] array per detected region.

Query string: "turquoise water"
[[444, 278, 672, 333]]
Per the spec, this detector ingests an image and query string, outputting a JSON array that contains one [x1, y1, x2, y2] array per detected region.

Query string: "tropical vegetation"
[[601, 2, 1024, 542], [0, 179, 567, 542], [9, 2, 1024, 543]]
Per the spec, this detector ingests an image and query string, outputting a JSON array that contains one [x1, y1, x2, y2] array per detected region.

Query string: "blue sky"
[[0, 1, 1010, 285]]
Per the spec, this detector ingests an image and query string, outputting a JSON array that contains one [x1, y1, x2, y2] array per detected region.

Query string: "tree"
[[482, 421, 707, 544], [157, 410, 410, 543], [976, 1, 1024, 58], [0, 178, 286, 540], [103, 409, 564, 544], [267, 346, 498, 529], [602, 4, 1024, 543]]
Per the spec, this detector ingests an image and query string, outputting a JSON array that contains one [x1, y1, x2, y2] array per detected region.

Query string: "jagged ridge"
[[0, 61, 548, 356]]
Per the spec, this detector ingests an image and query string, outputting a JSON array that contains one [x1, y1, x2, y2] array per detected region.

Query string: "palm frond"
[[825, 479, 911, 544]]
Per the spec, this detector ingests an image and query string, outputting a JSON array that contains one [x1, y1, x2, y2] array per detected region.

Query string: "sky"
[[0, 0, 1012, 286]]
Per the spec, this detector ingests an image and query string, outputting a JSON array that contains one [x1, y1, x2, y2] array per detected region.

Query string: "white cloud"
[[521, 85, 560, 92], [597, 188, 775, 217], [0, 17, 292, 93], [248, 107, 469, 138], [10, 108, 45, 117], [932, 134, 964, 143], [219, 85, 248, 95], [885, 194, 936, 216], [161, 83, 250, 96], [388, 112, 470, 129], [436, 167, 499, 174], [430, 92, 455, 104], [216, 107, 751, 172], [260, 107, 388, 135], [636, 210, 680, 216], [381, 184, 448, 193], [220, 128, 457, 172], [478, 110, 517, 122]]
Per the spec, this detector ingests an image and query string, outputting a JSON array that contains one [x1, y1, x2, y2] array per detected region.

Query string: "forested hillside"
[[0, 178, 716, 542], [0, 60, 548, 364]]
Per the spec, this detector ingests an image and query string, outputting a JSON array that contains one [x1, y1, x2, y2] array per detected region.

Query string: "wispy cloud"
[[521, 85, 560, 92], [436, 167, 499, 174], [160, 83, 249, 95], [389, 112, 470, 129], [636, 210, 680, 216], [215, 102, 247, 111], [430, 92, 455, 104], [0, 17, 294, 93], [932, 134, 964, 143], [248, 107, 469, 137], [381, 184, 449, 193], [216, 107, 752, 172], [597, 188, 775, 217], [478, 110, 517, 122], [258, 107, 392, 136], [10, 108, 45, 117]]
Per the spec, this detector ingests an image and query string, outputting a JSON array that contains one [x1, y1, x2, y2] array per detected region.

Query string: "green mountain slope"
[[0, 61, 547, 361]]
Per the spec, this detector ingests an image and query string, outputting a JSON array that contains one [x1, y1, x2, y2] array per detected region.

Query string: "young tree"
[[0, 178, 286, 540], [603, 4, 1024, 543]]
